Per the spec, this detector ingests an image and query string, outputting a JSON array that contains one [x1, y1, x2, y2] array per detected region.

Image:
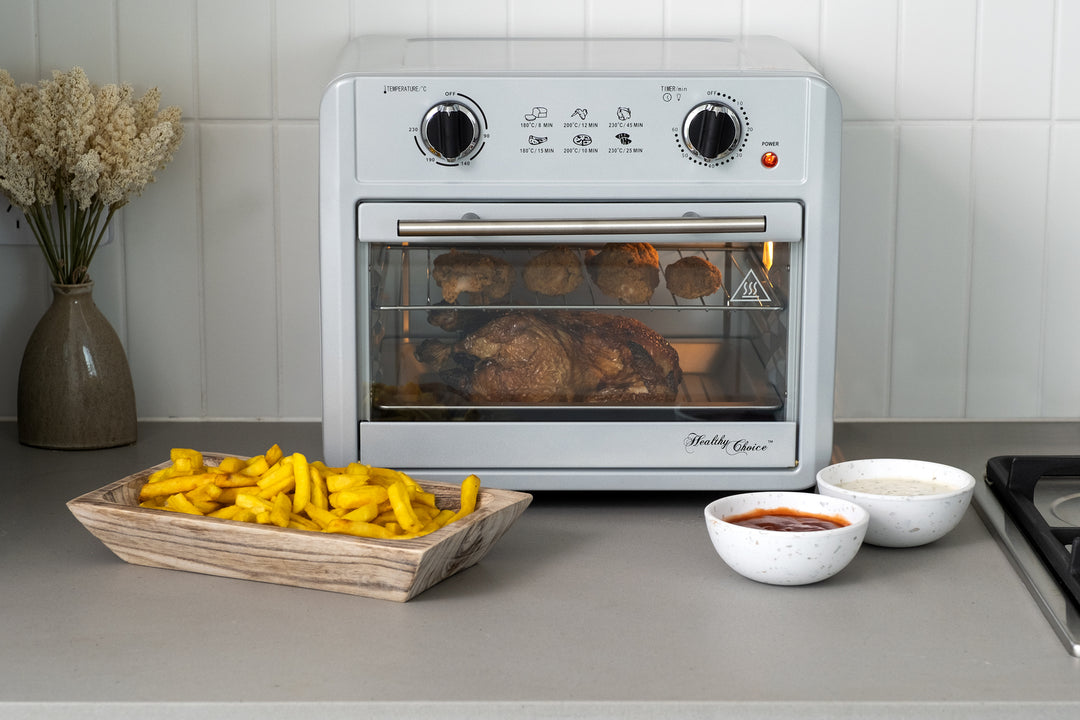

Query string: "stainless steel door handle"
[[396, 216, 766, 237]]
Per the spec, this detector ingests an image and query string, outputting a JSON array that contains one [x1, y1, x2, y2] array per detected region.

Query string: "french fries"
[[138, 445, 480, 539]]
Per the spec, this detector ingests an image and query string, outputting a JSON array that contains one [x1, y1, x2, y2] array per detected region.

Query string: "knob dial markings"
[[420, 101, 482, 163], [681, 101, 743, 163]]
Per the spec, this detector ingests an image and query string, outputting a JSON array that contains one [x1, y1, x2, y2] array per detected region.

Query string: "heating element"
[[319, 36, 841, 490]]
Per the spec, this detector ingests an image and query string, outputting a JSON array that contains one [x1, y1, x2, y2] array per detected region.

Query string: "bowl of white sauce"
[[816, 459, 976, 547]]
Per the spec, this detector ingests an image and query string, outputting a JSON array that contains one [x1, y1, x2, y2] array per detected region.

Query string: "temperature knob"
[[420, 101, 481, 163], [682, 102, 742, 162]]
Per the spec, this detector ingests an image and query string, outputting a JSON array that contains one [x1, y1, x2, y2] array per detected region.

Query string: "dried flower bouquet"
[[0, 67, 183, 284]]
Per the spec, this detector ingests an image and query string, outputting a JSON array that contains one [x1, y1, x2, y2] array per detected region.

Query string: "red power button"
[[761, 152, 779, 168]]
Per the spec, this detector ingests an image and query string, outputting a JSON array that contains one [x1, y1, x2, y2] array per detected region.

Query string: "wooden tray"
[[67, 453, 532, 601]]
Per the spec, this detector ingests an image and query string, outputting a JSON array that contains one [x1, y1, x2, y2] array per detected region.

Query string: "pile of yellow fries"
[[138, 446, 480, 539]]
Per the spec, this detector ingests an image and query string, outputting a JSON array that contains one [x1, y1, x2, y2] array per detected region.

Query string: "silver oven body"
[[319, 36, 841, 490]]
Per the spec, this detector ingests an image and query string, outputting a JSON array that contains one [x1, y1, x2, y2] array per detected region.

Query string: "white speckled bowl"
[[816, 459, 976, 548], [704, 491, 868, 586]]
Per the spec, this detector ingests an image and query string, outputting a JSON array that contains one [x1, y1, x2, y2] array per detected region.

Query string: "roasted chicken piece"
[[523, 246, 584, 296], [426, 303, 505, 333], [584, 242, 660, 304], [431, 249, 513, 304], [664, 255, 723, 299], [415, 310, 681, 404]]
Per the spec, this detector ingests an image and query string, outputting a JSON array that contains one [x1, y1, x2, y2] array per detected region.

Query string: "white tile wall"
[[198, 0, 274, 119], [588, 0, 664, 36], [200, 122, 278, 418], [743, 1, 819, 63], [660, 0, 747, 36], [117, 0, 196, 113], [898, 0, 976, 119], [1055, 0, 1080, 118], [835, 124, 896, 419], [508, 0, 586, 36], [1043, 124, 1080, 415], [976, 0, 1054, 120], [820, 0, 898, 121], [890, 124, 972, 418], [123, 122, 203, 419], [1, 0, 1078, 422], [38, 0, 116, 83], [967, 123, 1050, 417]]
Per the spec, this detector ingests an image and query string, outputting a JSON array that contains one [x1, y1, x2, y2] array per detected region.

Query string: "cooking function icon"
[[524, 107, 548, 121], [571, 108, 588, 120]]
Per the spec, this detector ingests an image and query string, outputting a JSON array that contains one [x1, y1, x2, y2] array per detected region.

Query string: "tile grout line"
[[883, 0, 904, 417], [271, 0, 284, 420], [959, 0, 984, 417], [192, 0, 210, 419]]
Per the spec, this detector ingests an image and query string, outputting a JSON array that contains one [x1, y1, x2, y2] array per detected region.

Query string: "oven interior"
[[361, 237, 796, 425]]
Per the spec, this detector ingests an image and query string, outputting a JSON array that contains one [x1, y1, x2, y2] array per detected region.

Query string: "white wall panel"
[[123, 123, 204, 419], [588, 0, 664, 36], [0, 247, 49, 417], [276, 0, 351, 120], [664, 0, 742, 37], [38, 0, 115, 81], [431, 0, 508, 35], [197, 0, 273, 118], [509, 0, 586, 35], [743, 0, 820, 65], [898, 0, 975, 120], [890, 124, 972, 417], [352, 0, 429, 36], [834, 124, 897, 419], [200, 123, 278, 418], [118, 0, 195, 111], [966, 123, 1049, 417], [976, 0, 1053, 120], [276, 123, 322, 419], [1054, 0, 1080, 119], [1041, 124, 1080, 416], [0, 0, 38, 80], [820, 0, 898, 121]]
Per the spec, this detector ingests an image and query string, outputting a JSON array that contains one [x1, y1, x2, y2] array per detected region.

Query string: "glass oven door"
[[356, 202, 802, 470]]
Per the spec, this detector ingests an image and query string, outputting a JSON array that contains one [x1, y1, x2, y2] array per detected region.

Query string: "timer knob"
[[421, 101, 481, 163], [682, 102, 742, 162]]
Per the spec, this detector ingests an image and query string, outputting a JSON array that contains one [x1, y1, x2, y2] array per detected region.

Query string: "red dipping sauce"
[[724, 506, 850, 532]]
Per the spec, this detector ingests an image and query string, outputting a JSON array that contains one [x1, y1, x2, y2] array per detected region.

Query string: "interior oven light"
[[761, 151, 779, 168]]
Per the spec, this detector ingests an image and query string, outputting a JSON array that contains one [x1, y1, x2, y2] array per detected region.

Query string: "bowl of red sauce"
[[704, 491, 869, 586]]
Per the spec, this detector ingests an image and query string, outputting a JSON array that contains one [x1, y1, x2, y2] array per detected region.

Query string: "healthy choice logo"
[[683, 432, 771, 456]]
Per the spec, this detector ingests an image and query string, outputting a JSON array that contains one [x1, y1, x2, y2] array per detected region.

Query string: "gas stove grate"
[[985, 456, 1080, 610]]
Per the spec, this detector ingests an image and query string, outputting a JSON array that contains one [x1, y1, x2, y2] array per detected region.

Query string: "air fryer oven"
[[319, 36, 841, 490]]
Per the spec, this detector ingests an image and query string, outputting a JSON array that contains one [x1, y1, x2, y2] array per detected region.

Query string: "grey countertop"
[[2, 420, 1080, 719]]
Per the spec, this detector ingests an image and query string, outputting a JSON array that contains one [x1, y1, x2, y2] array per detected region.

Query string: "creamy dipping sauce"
[[835, 477, 956, 496], [724, 506, 849, 532]]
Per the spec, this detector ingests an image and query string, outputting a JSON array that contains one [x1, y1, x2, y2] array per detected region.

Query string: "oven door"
[[355, 201, 804, 478]]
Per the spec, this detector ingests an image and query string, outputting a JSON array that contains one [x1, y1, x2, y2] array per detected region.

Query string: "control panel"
[[354, 76, 811, 184]]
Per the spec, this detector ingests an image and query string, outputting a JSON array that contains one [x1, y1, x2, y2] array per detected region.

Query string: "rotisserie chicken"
[[415, 310, 681, 404]]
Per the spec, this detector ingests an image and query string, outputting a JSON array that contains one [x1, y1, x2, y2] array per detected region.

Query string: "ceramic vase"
[[17, 282, 137, 449]]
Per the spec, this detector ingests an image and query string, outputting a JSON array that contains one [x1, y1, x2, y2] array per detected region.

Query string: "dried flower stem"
[[22, 191, 115, 285]]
